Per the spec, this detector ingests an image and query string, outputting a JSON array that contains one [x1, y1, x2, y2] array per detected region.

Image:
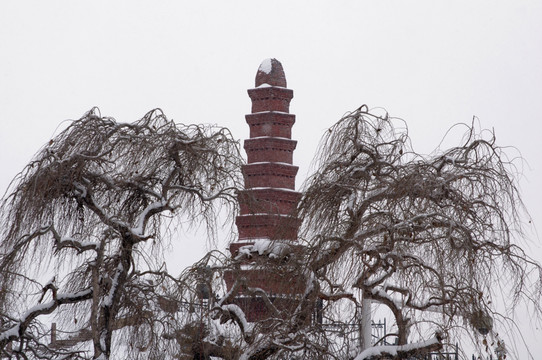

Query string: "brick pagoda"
[[224, 58, 303, 322]]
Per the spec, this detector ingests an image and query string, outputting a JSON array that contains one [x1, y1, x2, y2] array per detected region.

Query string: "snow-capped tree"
[[0, 108, 243, 359], [296, 106, 542, 359], [1, 106, 540, 360], [186, 107, 542, 360]]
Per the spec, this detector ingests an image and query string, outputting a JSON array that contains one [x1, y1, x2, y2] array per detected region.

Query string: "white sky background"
[[1, 0, 541, 357]]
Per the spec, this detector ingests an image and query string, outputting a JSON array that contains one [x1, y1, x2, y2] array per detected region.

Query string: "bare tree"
[[176, 107, 541, 360], [297, 106, 542, 359], [0, 108, 242, 359], [2, 106, 540, 360]]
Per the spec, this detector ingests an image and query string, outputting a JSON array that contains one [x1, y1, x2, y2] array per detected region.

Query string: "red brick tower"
[[224, 59, 303, 322]]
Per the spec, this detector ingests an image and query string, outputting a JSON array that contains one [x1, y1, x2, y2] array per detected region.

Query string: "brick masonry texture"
[[226, 59, 304, 322]]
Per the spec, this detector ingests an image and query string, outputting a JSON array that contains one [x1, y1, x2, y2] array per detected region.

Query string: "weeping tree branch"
[[0, 108, 243, 359], [297, 107, 541, 358]]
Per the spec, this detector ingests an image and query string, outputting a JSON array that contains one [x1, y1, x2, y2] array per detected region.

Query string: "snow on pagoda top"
[[255, 58, 287, 88]]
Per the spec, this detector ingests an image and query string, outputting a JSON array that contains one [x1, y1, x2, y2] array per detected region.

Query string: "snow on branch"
[[220, 304, 250, 334], [130, 198, 168, 237], [49, 225, 100, 254], [353, 334, 442, 360], [0, 286, 92, 347]]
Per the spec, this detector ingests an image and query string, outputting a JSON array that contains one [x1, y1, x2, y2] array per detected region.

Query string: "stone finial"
[[255, 58, 287, 88]]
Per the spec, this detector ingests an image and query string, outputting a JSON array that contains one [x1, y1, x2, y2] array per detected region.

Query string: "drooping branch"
[[0, 108, 244, 359], [298, 107, 542, 356], [0, 285, 92, 349]]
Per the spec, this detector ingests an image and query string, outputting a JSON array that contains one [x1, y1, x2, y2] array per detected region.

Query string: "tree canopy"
[[0, 108, 242, 359], [1, 107, 540, 359]]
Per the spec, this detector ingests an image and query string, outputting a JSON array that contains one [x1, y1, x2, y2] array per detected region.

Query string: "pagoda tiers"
[[229, 59, 301, 256], [225, 59, 303, 322]]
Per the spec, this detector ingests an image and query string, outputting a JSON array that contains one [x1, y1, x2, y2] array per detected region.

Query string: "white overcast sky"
[[1, 1, 541, 357]]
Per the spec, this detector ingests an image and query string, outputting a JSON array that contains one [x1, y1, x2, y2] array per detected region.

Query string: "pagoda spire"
[[255, 58, 287, 87]]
